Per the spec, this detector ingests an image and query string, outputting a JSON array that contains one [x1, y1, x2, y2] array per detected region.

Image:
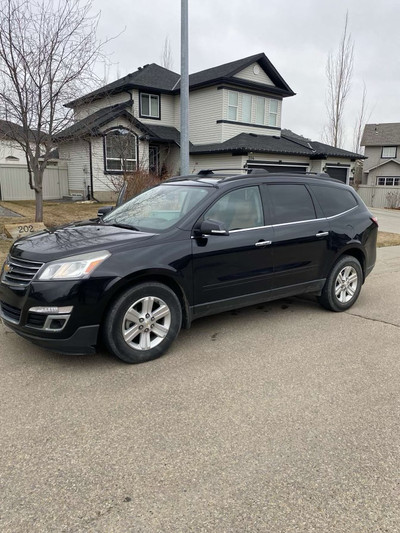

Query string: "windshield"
[[102, 184, 210, 231]]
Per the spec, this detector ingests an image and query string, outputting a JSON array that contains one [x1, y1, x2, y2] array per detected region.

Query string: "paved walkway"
[[0, 205, 22, 217]]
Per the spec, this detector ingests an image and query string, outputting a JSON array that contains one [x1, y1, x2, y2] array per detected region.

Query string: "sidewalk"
[[373, 244, 400, 275]]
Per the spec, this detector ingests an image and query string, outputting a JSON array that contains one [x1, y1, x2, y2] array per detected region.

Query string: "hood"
[[10, 221, 156, 262]]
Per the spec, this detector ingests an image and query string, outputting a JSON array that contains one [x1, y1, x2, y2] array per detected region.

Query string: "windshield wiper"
[[105, 222, 141, 231]]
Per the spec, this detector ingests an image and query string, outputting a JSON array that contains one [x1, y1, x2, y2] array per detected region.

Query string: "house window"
[[140, 93, 160, 118], [242, 94, 252, 123], [228, 91, 238, 121], [269, 99, 278, 127], [381, 146, 397, 158], [255, 96, 265, 124], [377, 176, 400, 186], [105, 128, 137, 172]]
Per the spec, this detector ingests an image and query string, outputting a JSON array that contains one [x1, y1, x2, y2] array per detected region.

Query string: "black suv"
[[0, 171, 377, 363]]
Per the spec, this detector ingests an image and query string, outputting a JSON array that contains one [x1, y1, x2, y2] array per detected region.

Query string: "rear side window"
[[310, 185, 358, 217], [268, 184, 316, 224]]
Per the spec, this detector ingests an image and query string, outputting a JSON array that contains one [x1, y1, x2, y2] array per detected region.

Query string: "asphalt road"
[[1, 247, 400, 533]]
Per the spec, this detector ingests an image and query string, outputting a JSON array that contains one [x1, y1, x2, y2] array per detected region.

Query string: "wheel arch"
[[338, 246, 366, 282], [100, 270, 192, 330]]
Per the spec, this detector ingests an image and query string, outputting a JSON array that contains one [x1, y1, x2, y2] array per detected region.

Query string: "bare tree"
[[160, 36, 173, 70], [0, 0, 104, 221], [352, 82, 370, 154], [324, 12, 354, 148]]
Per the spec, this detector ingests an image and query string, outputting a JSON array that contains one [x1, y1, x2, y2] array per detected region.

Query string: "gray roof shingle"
[[66, 64, 180, 108], [361, 123, 400, 146], [66, 53, 295, 108], [191, 132, 364, 159], [55, 101, 153, 140]]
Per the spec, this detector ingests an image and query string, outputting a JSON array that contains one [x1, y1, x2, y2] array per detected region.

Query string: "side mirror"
[[198, 219, 229, 236], [97, 206, 114, 218]]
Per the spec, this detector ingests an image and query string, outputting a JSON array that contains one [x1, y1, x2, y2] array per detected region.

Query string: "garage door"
[[326, 167, 348, 183]]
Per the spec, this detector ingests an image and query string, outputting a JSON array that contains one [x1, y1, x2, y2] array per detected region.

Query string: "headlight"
[[38, 250, 111, 280]]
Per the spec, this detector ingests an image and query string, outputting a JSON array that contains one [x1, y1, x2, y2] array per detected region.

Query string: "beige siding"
[[74, 92, 133, 121], [363, 145, 400, 173], [234, 62, 274, 86], [367, 161, 400, 186], [138, 93, 177, 127], [0, 162, 68, 200], [221, 89, 281, 141], [188, 87, 223, 144], [189, 154, 244, 174], [221, 122, 280, 141]]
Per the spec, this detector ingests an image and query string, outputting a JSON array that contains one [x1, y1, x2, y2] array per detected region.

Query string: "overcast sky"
[[91, 0, 400, 151]]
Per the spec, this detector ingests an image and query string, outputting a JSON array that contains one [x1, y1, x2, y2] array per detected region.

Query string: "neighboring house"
[[0, 119, 67, 201], [359, 123, 400, 208], [56, 53, 363, 201]]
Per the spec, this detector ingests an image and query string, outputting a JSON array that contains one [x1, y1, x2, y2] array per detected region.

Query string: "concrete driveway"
[[1, 247, 400, 532], [370, 207, 400, 233]]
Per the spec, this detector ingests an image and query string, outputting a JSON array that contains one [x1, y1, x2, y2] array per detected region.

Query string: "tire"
[[104, 282, 182, 363], [318, 255, 363, 312]]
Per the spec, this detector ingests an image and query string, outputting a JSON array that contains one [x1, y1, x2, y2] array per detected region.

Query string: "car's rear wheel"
[[104, 282, 182, 363], [318, 255, 363, 312]]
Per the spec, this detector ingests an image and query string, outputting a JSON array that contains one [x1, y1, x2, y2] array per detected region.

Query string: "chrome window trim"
[[326, 205, 358, 220], [192, 205, 358, 236]]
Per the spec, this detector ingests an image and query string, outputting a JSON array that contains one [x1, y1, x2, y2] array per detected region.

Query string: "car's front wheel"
[[104, 282, 182, 363], [318, 255, 363, 312]]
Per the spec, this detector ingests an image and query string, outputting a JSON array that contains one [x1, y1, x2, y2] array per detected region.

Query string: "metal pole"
[[180, 0, 189, 175]]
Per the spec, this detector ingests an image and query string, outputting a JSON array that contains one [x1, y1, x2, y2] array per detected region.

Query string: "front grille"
[[2, 256, 43, 287], [27, 312, 47, 328], [1, 301, 22, 323]]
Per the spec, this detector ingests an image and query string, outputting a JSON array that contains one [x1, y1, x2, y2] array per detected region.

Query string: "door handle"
[[255, 240, 272, 247], [316, 231, 329, 237]]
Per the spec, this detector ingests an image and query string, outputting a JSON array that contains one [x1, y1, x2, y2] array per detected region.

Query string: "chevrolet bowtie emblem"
[[4, 263, 12, 273]]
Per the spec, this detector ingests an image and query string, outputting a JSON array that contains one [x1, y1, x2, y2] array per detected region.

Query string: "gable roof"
[[364, 158, 400, 173], [361, 123, 400, 146], [55, 101, 154, 140], [56, 102, 185, 146], [66, 64, 180, 108], [190, 131, 364, 159], [66, 53, 295, 108], [182, 53, 295, 96]]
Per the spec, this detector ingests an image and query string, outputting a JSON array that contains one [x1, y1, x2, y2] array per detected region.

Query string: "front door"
[[192, 186, 274, 315]]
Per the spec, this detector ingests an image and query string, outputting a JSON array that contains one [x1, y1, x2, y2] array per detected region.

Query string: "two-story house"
[[361, 123, 400, 187], [57, 53, 363, 201]]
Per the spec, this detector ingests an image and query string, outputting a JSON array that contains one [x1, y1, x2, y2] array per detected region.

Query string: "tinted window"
[[310, 185, 358, 217], [268, 184, 316, 224], [204, 186, 263, 230]]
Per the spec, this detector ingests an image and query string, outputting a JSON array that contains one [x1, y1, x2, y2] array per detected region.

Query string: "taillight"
[[371, 216, 379, 227]]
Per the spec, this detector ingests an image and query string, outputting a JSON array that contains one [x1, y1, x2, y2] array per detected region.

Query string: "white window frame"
[[228, 91, 239, 121], [105, 128, 137, 173], [255, 96, 265, 125], [376, 176, 400, 186], [268, 99, 278, 127], [381, 146, 397, 158], [242, 93, 252, 123], [140, 93, 160, 118]]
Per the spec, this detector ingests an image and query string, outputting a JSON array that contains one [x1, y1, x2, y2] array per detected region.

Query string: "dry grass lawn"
[[0, 200, 400, 265]]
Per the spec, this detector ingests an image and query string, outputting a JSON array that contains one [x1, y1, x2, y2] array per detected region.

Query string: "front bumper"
[[0, 275, 112, 355], [1, 318, 99, 354]]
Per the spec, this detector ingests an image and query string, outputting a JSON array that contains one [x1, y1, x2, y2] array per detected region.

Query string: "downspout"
[[85, 138, 99, 202]]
